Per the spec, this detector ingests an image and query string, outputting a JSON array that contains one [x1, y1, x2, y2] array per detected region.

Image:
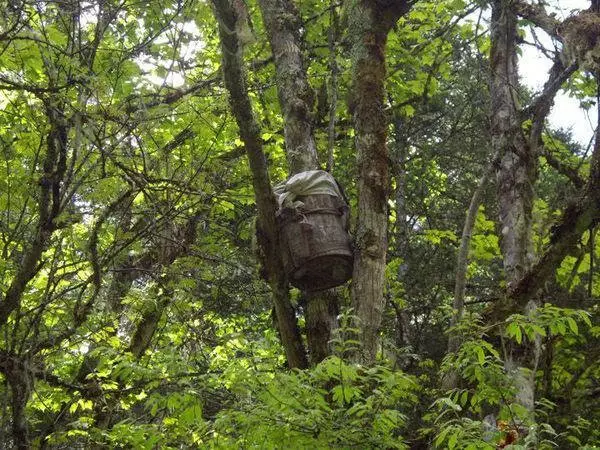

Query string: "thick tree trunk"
[[304, 290, 339, 364], [486, 2, 600, 423], [348, 0, 410, 364], [213, 0, 308, 369], [9, 378, 29, 450], [490, 2, 599, 316], [490, 0, 537, 414], [257, 0, 319, 174], [506, 95, 600, 311], [258, 0, 341, 364], [2, 354, 31, 450], [490, 1, 535, 287]]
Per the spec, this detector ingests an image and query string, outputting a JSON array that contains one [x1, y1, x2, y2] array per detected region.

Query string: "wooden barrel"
[[278, 194, 353, 291]]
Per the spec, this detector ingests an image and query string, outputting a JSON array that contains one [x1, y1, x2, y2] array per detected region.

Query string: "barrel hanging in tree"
[[274, 170, 354, 291]]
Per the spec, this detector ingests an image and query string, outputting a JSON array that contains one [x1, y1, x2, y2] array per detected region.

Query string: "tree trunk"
[[0, 103, 68, 327], [348, 0, 410, 364], [485, 1, 581, 317], [0, 94, 69, 448], [449, 152, 500, 349], [213, 0, 308, 369], [304, 290, 339, 364], [392, 114, 411, 352], [258, 0, 341, 365], [487, 2, 600, 422], [443, 153, 499, 390], [127, 217, 200, 358], [257, 0, 319, 174], [490, 0, 537, 414], [3, 355, 31, 450], [490, 1, 535, 288]]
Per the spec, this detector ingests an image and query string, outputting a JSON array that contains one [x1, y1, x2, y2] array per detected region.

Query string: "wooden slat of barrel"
[[279, 194, 353, 291]]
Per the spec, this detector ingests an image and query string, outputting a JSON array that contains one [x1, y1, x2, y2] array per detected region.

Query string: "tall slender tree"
[[257, 0, 340, 364], [213, 0, 309, 369], [347, 0, 412, 363]]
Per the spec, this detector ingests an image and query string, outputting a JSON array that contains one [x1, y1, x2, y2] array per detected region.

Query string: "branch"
[[127, 214, 201, 358], [0, 74, 77, 95], [506, 184, 599, 309], [513, 1, 561, 40], [0, 102, 70, 327], [526, 59, 579, 164], [542, 147, 585, 189], [448, 150, 500, 354], [522, 60, 578, 123], [123, 76, 219, 114], [26, 190, 135, 356], [326, 0, 339, 173], [0, 5, 25, 43]]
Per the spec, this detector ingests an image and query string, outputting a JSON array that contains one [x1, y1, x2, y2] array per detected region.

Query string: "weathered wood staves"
[[278, 194, 353, 291]]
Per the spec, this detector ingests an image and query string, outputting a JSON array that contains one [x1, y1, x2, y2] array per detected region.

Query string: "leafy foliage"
[[0, 0, 599, 448]]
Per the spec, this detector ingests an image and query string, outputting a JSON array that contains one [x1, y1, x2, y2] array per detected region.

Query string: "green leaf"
[[476, 346, 485, 364], [512, 325, 523, 344], [448, 433, 458, 450], [566, 317, 579, 335]]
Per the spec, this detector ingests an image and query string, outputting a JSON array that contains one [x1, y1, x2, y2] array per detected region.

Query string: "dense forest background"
[[1, 0, 600, 448]]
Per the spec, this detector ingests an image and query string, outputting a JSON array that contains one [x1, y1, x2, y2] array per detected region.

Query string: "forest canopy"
[[0, 0, 599, 448]]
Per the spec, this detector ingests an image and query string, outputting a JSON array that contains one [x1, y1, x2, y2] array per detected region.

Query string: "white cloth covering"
[[273, 170, 342, 210]]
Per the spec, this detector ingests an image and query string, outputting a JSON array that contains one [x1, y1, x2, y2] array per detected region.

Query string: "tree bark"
[[443, 152, 499, 390], [348, 0, 410, 364], [258, 0, 342, 364], [484, 1, 589, 317], [326, 1, 340, 173], [487, 2, 600, 420], [0, 103, 68, 327], [505, 95, 600, 313], [257, 0, 319, 174], [488, 1, 599, 316], [490, 0, 535, 288], [490, 0, 538, 414], [392, 114, 411, 352], [213, 0, 308, 369], [9, 374, 29, 450], [304, 290, 339, 364], [1, 353, 31, 450], [127, 216, 200, 358], [0, 95, 69, 448]]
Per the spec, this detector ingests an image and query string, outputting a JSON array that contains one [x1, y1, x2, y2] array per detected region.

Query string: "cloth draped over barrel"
[[273, 170, 344, 209]]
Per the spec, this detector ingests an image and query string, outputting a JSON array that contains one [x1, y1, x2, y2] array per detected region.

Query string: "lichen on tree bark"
[[347, 0, 411, 364]]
